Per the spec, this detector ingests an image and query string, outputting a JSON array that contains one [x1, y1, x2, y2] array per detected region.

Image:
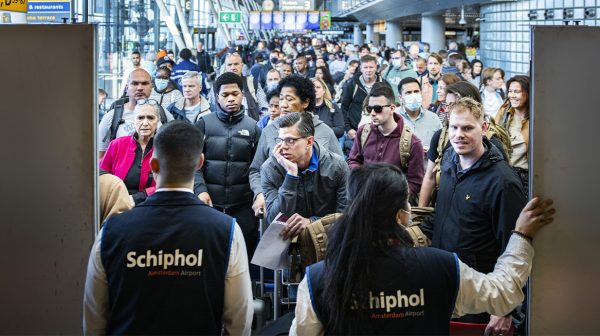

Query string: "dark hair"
[[445, 81, 482, 103], [131, 51, 141, 56], [278, 75, 316, 112], [470, 59, 483, 78], [315, 66, 334, 87], [214, 72, 245, 93], [322, 163, 413, 334], [179, 48, 193, 60], [398, 77, 421, 95], [506, 75, 530, 114], [167, 50, 174, 55], [348, 59, 359, 68], [367, 81, 395, 105], [254, 53, 264, 62], [98, 88, 108, 96], [447, 52, 464, 66], [153, 121, 204, 184], [277, 112, 314, 137], [266, 87, 280, 102], [156, 66, 172, 77]]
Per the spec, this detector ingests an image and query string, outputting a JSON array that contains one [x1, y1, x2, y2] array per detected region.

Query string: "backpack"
[[433, 120, 512, 187], [360, 123, 413, 172], [108, 97, 169, 141], [290, 211, 430, 279]]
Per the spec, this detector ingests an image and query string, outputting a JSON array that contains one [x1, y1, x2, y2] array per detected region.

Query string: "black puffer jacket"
[[193, 105, 261, 208]]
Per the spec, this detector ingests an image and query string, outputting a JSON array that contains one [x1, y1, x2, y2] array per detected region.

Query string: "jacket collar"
[[443, 137, 504, 175], [137, 190, 205, 207], [215, 103, 245, 123]]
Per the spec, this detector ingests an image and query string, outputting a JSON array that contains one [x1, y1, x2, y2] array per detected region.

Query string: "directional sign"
[[219, 11, 242, 24], [28, 1, 70, 13], [0, 0, 28, 13]]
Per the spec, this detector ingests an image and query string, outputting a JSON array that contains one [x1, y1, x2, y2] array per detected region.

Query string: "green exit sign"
[[219, 11, 242, 24]]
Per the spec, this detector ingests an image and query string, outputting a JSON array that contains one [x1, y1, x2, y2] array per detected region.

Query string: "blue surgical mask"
[[392, 59, 403, 68], [403, 93, 422, 111], [266, 81, 279, 92], [155, 78, 169, 91]]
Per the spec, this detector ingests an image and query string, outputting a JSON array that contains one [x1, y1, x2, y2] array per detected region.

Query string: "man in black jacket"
[[420, 97, 526, 334], [340, 54, 382, 146], [194, 72, 262, 259]]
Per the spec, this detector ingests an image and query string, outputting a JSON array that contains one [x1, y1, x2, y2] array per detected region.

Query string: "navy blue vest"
[[308, 246, 459, 335], [101, 191, 234, 335]]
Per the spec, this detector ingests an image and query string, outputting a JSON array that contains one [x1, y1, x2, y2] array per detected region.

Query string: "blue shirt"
[[286, 146, 319, 179]]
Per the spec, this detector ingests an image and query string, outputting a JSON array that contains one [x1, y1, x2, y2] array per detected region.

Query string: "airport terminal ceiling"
[[336, 0, 490, 23]]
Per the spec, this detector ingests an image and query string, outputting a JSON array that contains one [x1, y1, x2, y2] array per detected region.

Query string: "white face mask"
[[266, 81, 279, 92], [403, 93, 422, 111], [392, 59, 403, 68], [155, 78, 169, 91]]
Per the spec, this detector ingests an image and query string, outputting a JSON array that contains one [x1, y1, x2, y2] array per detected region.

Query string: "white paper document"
[[251, 214, 290, 270]]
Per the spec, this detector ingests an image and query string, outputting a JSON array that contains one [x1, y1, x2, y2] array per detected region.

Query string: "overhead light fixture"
[[544, 9, 554, 20], [564, 8, 574, 19], [528, 10, 538, 20], [459, 6, 466, 25], [585, 8, 596, 19]]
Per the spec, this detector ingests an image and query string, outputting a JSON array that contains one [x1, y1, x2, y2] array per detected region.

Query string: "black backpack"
[[108, 97, 169, 141]]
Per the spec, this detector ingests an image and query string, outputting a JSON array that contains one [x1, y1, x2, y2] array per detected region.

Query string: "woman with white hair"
[[100, 100, 161, 204]]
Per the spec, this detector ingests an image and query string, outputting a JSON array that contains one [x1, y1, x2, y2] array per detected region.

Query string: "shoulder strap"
[[351, 80, 359, 100], [359, 125, 371, 152], [157, 104, 169, 124], [246, 76, 258, 102], [109, 97, 128, 141], [434, 126, 449, 187], [398, 124, 413, 172]]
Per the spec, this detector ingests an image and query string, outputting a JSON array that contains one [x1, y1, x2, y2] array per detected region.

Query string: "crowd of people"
[[86, 36, 547, 335]]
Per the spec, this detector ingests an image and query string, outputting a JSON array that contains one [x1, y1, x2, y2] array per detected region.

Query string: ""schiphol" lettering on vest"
[[126, 249, 203, 270], [368, 289, 425, 312]]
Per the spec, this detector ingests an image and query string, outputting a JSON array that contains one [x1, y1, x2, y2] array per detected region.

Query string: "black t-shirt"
[[124, 138, 154, 203]]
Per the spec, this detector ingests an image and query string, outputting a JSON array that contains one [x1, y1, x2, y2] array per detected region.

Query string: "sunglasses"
[[365, 104, 392, 113]]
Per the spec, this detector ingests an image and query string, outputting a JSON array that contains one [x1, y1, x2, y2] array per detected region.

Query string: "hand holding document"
[[251, 213, 290, 270]]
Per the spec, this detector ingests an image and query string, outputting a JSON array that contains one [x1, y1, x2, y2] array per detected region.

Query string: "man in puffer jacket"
[[193, 72, 262, 260]]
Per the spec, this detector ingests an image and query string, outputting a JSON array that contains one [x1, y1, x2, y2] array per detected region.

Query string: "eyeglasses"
[[274, 136, 306, 146], [137, 98, 159, 106], [365, 105, 391, 113]]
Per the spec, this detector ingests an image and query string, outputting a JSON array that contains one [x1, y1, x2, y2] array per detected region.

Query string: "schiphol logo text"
[[350, 289, 426, 319], [126, 249, 203, 277]]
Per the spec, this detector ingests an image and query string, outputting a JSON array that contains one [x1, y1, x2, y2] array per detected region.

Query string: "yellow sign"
[[0, 0, 28, 13]]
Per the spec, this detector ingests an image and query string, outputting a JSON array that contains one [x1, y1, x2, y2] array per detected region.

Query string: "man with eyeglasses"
[[261, 112, 348, 237], [382, 49, 417, 103], [98, 68, 173, 159], [347, 82, 424, 201]]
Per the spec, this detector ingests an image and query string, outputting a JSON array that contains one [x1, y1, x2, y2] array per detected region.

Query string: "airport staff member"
[[83, 121, 253, 335], [290, 163, 555, 335]]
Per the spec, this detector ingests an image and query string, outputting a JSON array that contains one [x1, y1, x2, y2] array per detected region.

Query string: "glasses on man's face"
[[365, 105, 391, 113], [137, 98, 159, 106], [274, 136, 306, 146]]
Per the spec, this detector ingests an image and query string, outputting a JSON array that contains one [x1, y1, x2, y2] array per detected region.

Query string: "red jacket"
[[100, 136, 156, 196], [347, 113, 424, 196]]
